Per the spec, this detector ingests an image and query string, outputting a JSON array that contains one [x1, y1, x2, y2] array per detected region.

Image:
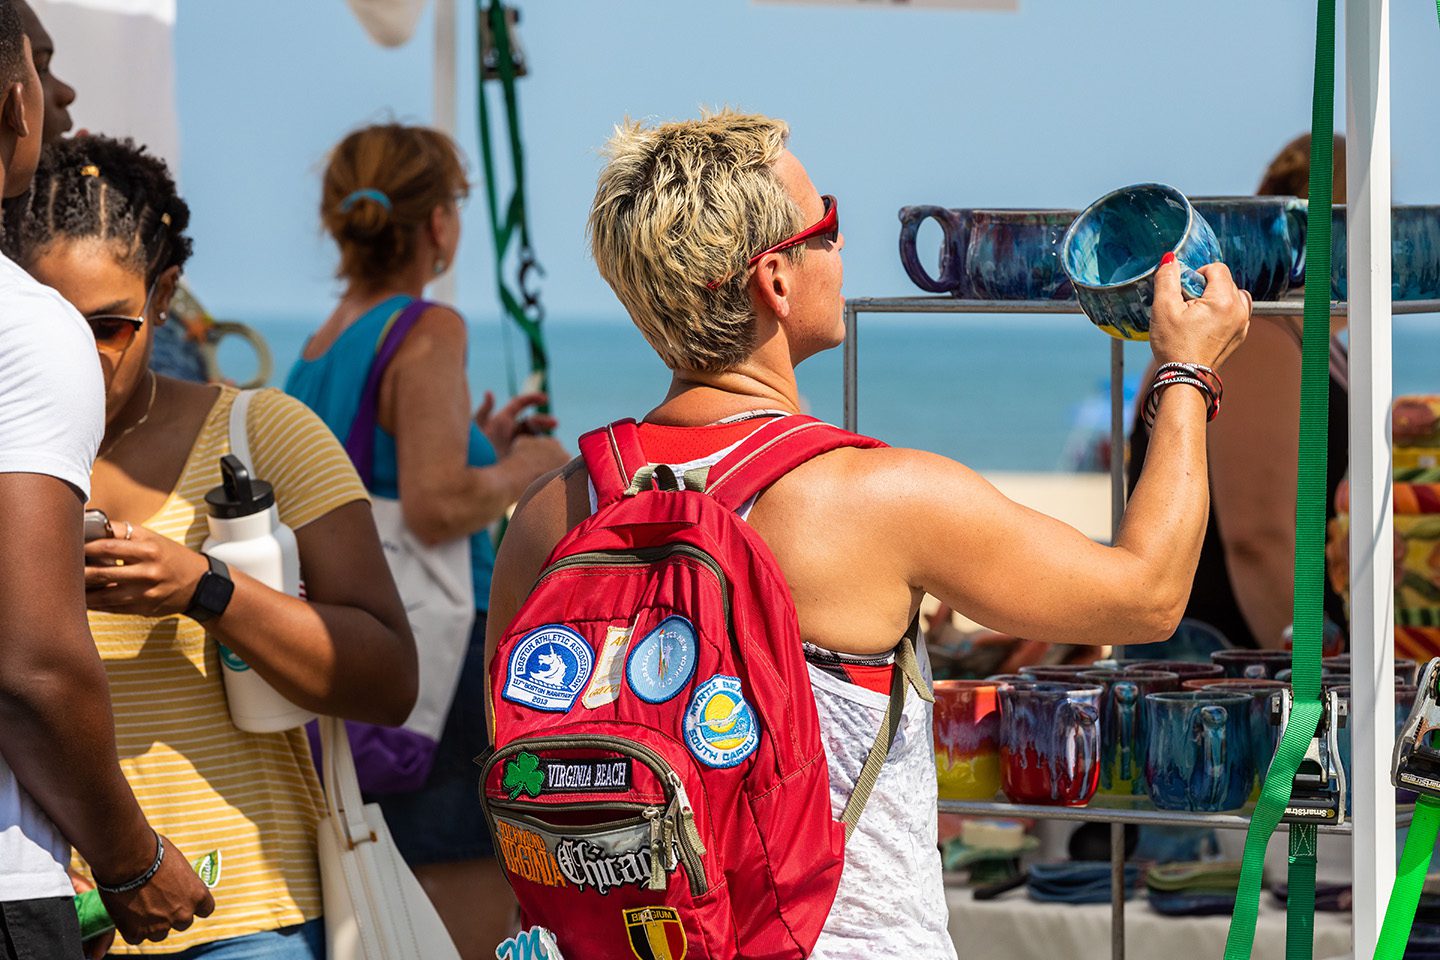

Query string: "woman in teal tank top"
[[286, 123, 569, 956]]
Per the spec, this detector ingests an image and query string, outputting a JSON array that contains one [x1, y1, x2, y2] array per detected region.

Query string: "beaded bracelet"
[[96, 830, 164, 895], [1143, 370, 1221, 428]]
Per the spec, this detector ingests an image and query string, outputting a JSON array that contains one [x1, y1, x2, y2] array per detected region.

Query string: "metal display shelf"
[[842, 292, 1438, 960], [937, 797, 1417, 833]]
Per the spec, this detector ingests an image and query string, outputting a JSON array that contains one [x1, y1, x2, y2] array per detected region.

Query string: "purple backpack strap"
[[343, 298, 435, 487]]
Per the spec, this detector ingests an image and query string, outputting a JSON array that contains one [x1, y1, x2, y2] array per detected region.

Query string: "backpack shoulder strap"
[[704, 415, 887, 512], [577, 419, 648, 510], [343, 297, 435, 487]]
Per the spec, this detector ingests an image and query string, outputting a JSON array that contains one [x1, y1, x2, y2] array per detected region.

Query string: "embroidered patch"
[[503, 625, 593, 712], [493, 819, 569, 889], [583, 625, 633, 709], [626, 616, 699, 704], [503, 752, 546, 799], [624, 906, 688, 960], [494, 816, 681, 896], [683, 675, 759, 768], [542, 757, 633, 793]]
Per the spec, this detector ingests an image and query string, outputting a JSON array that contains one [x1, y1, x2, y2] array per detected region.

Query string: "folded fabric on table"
[[1147, 889, 1238, 917], [1027, 861, 1142, 904], [1269, 881, 1353, 913], [1146, 860, 1243, 893]]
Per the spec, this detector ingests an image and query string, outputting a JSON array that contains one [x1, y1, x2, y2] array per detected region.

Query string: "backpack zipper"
[[536, 544, 732, 639], [484, 736, 709, 896]]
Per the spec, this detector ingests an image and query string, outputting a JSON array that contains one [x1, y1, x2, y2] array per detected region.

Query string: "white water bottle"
[[202, 454, 315, 733]]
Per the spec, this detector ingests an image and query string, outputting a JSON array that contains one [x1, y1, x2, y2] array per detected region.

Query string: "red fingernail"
[[1160, 252, 1176, 266]]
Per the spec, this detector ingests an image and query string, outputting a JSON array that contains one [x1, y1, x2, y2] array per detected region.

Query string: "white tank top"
[[587, 431, 955, 957]]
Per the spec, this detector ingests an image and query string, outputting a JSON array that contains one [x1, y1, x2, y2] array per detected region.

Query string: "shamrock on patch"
[[504, 752, 545, 799]]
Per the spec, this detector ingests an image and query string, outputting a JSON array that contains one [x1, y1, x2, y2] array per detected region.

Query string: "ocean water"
[[223, 312, 1440, 472]]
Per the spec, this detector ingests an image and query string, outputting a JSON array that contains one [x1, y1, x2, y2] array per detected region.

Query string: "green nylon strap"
[[476, 1, 550, 410], [1223, 0, 1336, 956], [1287, 826, 1319, 960], [1374, 796, 1440, 960]]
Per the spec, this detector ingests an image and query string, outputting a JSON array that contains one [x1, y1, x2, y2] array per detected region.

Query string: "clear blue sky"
[[173, 0, 1440, 325]]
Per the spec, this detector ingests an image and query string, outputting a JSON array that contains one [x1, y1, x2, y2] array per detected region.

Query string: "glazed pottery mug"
[[1078, 669, 1180, 796], [1060, 183, 1223, 340], [1192, 196, 1305, 301], [1123, 659, 1225, 682], [1331, 205, 1440, 301], [998, 681, 1102, 806], [1334, 683, 1419, 814], [1176, 679, 1287, 799], [898, 206, 972, 296], [1119, 617, 1230, 664], [1145, 690, 1255, 812], [1210, 649, 1293, 680], [932, 680, 1003, 800], [1324, 654, 1420, 687], [964, 209, 1078, 300], [1020, 663, 1112, 683]]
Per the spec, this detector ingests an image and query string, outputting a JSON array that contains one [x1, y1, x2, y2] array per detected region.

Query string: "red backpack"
[[481, 415, 929, 959]]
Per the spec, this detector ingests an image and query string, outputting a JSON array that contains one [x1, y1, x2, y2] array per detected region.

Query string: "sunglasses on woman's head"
[[706, 194, 840, 290], [85, 281, 158, 353]]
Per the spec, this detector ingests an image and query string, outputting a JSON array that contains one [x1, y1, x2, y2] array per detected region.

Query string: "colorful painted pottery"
[[964, 210, 1078, 300], [898, 206, 972, 296], [1192, 196, 1305, 301], [1020, 664, 1108, 683], [1079, 669, 1179, 796], [1210, 649, 1294, 680], [1333, 683, 1419, 814], [932, 680, 1003, 800], [1199, 681, 1287, 800], [1060, 183, 1223, 341], [1119, 618, 1231, 664], [1324, 654, 1420, 687], [998, 682, 1102, 806], [1144, 691, 1255, 812], [1331, 205, 1440, 301]]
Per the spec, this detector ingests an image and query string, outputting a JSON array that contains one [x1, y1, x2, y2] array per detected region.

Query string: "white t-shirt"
[[0, 251, 104, 901]]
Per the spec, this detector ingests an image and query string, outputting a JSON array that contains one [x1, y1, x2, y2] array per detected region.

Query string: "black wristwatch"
[[186, 554, 234, 624]]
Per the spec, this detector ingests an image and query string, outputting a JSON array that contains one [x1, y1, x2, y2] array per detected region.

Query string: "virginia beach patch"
[[542, 757, 633, 794], [582, 625, 632, 709], [503, 625, 593, 712], [626, 616, 699, 704], [683, 675, 759, 768], [624, 906, 688, 960]]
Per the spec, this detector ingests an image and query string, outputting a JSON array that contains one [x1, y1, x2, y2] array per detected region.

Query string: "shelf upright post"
[[1344, 0, 1395, 955], [431, 0, 458, 306], [844, 301, 858, 432], [1109, 336, 1127, 960]]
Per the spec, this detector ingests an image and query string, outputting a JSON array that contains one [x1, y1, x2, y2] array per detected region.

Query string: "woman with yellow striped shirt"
[[4, 137, 417, 958]]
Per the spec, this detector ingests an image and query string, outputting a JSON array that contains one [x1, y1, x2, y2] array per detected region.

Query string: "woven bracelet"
[[1143, 375, 1218, 428], [96, 830, 164, 895]]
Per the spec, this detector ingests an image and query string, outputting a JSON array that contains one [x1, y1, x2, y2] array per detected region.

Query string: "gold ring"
[[124, 521, 133, 541]]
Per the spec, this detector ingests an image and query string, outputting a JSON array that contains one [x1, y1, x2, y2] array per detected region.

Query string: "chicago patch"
[[683, 675, 759, 768], [626, 616, 699, 704], [503, 625, 593, 712], [624, 906, 687, 960]]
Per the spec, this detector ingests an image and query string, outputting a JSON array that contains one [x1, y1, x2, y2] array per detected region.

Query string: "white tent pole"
[[431, 0, 459, 305], [1346, 0, 1395, 956]]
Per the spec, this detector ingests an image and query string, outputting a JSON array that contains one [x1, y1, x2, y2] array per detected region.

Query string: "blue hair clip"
[[340, 188, 392, 213]]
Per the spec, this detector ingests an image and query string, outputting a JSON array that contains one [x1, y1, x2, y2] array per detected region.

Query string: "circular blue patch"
[[502, 625, 593, 712], [683, 675, 759, 768], [625, 616, 699, 704]]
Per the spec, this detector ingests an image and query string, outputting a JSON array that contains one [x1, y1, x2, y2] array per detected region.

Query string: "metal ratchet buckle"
[[1394, 658, 1440, 798], [1270, 687, 1347, 825]]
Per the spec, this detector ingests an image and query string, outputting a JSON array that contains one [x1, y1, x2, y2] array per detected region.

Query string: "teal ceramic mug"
[[1145, 690, 1255, 812]]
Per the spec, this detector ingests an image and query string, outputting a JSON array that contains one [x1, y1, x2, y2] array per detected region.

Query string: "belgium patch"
[[623, 906, 687, 960]]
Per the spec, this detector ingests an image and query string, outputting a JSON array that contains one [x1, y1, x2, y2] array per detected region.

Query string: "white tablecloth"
[[947, 885, 1352, 960]]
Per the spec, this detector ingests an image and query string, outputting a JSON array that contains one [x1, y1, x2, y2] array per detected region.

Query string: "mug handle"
[[1113, 681, 1140, 784], [1060, 700, 1101, 792], [1178, 261, 1208, 301], [1197, 705, 1229, 809], [1285, 201, 1309, 287], [898, 206, 965, 294]]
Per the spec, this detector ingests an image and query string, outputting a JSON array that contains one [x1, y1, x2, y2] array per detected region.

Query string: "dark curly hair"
[[4, 134, 192, 285]]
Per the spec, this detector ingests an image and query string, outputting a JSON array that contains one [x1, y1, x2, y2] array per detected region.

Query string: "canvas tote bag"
[[316, 714, 461, 959], [340, 299, 476, 792]]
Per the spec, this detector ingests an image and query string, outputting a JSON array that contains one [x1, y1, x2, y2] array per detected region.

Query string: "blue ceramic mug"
[[1145, 690, 1255, 812], [998, 681, 1102, 806], [1061, 183, 1223, 341], [1078, 669, 1179, 796], [1331, 205, 1440, 302], [1192, 196, 1305, 301], [1334, 682, 1419, 814], [898, 206, 971, 296], [964, 209, 1078, 301]]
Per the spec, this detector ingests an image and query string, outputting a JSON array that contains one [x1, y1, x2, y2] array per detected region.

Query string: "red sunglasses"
[[706, 194, 839, 291]]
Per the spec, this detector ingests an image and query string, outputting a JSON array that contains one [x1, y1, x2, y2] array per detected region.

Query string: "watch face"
[[191, 567, 235, 622], [625, 616, 699, 704]]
